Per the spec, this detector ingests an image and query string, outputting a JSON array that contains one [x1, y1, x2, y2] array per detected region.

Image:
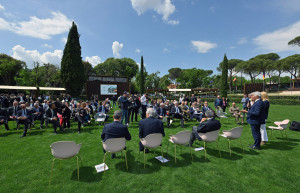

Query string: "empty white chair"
[[220, 127, 244, 156], [268, 119, 290, 140], [94, 112, 106, 128], [198, 130, 221, 160], [49, 141, 82, 185]]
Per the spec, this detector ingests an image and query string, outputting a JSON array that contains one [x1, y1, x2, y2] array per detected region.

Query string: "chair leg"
[[76, 156, 79, 180], [124, 150, 128, 171], [280, 130, 284, 138], [285, 130, 288, 140], [204, 142, 207, 160], [144, 149, 146, 168], [174, 144, 176, 163], [166, 141, 169, 155], [189, 145, 193, 161], [270, 129, 273, 139], [216, 139, 221, 158], [228, 139, 231, 156], [103, 153, 107, 174], [79, 154, 83, 166], [161, 146, 164, 164], [240, 138, 244, 153], [49, 158, 56, 185]]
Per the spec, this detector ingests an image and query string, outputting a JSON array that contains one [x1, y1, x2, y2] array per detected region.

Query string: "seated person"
[[139, 108, 165, 153], [157, 103, 167, 119], [101, 110, 131, 158], [168, 101, 184, 128], [0, 108, 9, 131], [201, 101, 212, 116], [46, 103, 63, 135], [229, 102, 244, 124], [31, 103, 45, 129], [17, 104, 32, 138], [190, 102, 202, 122], [189, 109, 221, 146], [98, 101, 110, 123], [8, 101, 20, 129]]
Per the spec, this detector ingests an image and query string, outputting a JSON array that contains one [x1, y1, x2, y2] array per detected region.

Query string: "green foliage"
[[168, 68, 182, 84], [288, 36, 300, 47], [140, 56, 145, 94], [94, 57, 138, 79], [176, 68, 213, 88], [82, 61, 95, 77], [282, 54, 300, 79], [61, 22, 86, 97], [159, 74, 171, 89], [0, 54, 25, 85], [145, 71, 160, 89], [220, 54, 229, 97]]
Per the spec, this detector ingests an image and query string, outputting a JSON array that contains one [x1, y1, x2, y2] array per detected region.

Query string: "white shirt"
[[141, 95, 147, 105]]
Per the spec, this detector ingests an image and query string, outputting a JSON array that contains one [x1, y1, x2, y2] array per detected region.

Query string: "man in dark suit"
[[32, 103, 45, 129], [17, 104, 32, 138], [157, 103, 167, 119], [241, 91, 265, 150], [190, 102, 202, 121], [101, 110, 131, 158], [214, 95, 222, 109], [131, 95, 141, 122], [201, 101, 211, 116], [0, 108, 9, 131], [139, 108, 165, 152], [168, 101, 184, 128], [46, 103, 63, 134], [190, 94, 197, 105], [189, 109, 221, 146], [61, 104, 71, 130], [120, 91, 130, 125]]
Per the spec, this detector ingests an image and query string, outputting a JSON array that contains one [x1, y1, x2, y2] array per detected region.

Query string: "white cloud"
[[12, 45, 63, 68], [41, 44, 53, 49], [131, 0, 179, 25], [253, 20, 300, 52], [229, 46, 236, 49], [0, 11, 72, 39], [0, 4, 5, 10], [135, 48, 141, 53], [85, 56, 102, 67], [112, 41, 123, 58], [162, 48, 170, 53], [237, 37, 248, 45], [191, 40, 217, 53], [61, 37, 67, 44]]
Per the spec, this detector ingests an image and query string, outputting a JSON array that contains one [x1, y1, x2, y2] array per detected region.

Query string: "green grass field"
[[1, 103, 300, 193]]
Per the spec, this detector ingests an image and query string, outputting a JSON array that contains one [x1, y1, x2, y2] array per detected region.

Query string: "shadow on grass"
[[27, 130, 45, 136], [230, 147, 260, 156], [71, 166, 102, 182], [204, 147, 243, 160], [262, 140, 298, 151]]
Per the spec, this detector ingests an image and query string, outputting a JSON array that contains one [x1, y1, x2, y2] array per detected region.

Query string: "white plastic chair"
[[102, 138, 128, 173], [139, 133, 164, 168], [49, 141, 82, 185], [220, 127, 244, 156], [198, 130, 221, 160], [268, 119, 290, 140], [167, 130, 193, 163], [94, 112, 106, 128]]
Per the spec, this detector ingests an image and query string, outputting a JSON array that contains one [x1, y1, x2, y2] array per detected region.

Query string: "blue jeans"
[[121, 109, 128, 125], [113, 101, 117, 108]]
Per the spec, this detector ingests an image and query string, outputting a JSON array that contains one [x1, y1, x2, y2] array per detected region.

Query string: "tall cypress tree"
[[61, 22, 85, 97], [220, 54, 229, 97], [140, 56, 145, 94]]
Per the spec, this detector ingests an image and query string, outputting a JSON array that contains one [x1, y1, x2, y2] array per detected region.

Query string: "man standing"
[[139, 108, 165, 153], [229, 102, 244, 124], [241, 94, 249, 117], [241, 91, 265, 150], [112, 95, 117, 108], [140, 93, 148, 119], [131, 95, 141, 122], [189, 110, 221, 146], [119, 91, 130, 125], [190, 94, 197, 106], [214, 95, 222, 109], [101, 110, 131, 158], [0, 108, 9, 131]]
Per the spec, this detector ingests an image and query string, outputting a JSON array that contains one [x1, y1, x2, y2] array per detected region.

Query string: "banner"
[[100, 84, 117, 95]]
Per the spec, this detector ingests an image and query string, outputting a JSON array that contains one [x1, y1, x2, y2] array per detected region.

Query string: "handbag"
[[290, 121, 300, 131]]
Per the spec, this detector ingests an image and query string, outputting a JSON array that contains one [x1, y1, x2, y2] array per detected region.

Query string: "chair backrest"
[[94, 113, 106, 122], [50, 141, 81, 159], [222, 127, 243, 139], [102, 138, 126, 153], [198, 130, 220, 142], [141, 133, 163, 148], [170, 130, 191, 145], [275, 119, 290, 129]]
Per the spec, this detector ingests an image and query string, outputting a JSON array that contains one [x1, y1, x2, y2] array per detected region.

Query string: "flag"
[[233, 77, 237, 82], [262, 74, 265, 80]]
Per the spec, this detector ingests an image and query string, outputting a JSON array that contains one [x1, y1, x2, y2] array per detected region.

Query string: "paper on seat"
[[95, 163, 109, 173], [194, 147, 204, 151], [155, 156, 169, 163]]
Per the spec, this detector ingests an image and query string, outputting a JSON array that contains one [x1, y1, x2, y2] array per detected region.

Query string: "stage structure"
[[86, 76, 130, 100]]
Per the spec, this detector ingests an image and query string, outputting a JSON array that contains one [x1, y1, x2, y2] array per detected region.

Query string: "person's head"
[[251, 91, 260, 100], [260, 92, 269, 101], [159, 99, 162, 103], [13, 101, 19, 107], [192, 102, 196, 107], [192, 94, 195, 97], [232, 102, 236, 107], [30, 100, 34, 104], [146, 108, 156, 118], [248, 94, 251, 98], [81, 102, 86, 108], [217, 95, 220, 99], [160, 103, 165, 108], [174, 101, 179, 106], [222, 97, 225, 100], [123, 91, 128, 97], [144, 93, 148, 97], [165, 100, 169, 105], [20, 104, 26, 109], [102, 101, 106, 106], [244, 94, 247, 98], [184, 101, 188, 105], [50, 103, 56, 109], [204, 101, 208, 107], [113, 110, 122, 121], [34, 103, 39, 108], [205, 109, 214, 118]]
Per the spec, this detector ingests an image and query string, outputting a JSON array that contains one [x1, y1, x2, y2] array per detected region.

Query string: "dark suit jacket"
[[170, 106, 182, 114], [98, 105, 109, 114], [17, 109, 32, 119], [197, 118, 221, 133], [202, 105, 211, 114], [46, 108, 58, 119], [263, 100, 270, 120], [247, 99, 265, 125], [61, 105, 71, 118], [157, 107, 167, 116], [190, 107, 200, 116], [8, 106, 21, 116], [214, 99, 222, 108], [101, 121, 131, 142], [31, 107, 45, 115], [0, 108, 8, 122], [139, 117, 165, 138]]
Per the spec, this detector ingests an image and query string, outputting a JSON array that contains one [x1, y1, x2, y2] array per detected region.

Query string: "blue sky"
[[1, 0, 300, 76]]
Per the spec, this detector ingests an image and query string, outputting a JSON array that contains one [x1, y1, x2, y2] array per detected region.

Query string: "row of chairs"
[[47, 119, 290, 184]]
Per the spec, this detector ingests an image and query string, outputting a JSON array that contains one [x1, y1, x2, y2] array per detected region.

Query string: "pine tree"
[[140, 56, 145, 94], [220, 54, 229, 97], [61, 22, 86, 97]]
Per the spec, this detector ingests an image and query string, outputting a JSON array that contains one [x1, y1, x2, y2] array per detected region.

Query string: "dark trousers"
[[191, 114, 202, 121], [168, 113, 184, 128], [0, 122, 9, 130], [18, 119, 30, 136], [141, 105, 147, 119], [131, 108, 139, 122], [62, 117, 71, 129], [121, 109, 128, 124], [33, 115, 44, 127], [189, 126, 202, 146], [251, 124, 261, 148], [49, 119, 61, 133], [222, 106, 226, 112]]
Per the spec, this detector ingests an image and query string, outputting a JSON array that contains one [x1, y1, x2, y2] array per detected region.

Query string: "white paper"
[[194, 147, 204, 151], [155, 156, 169, 163], [95, 163, 109, 173], [220, 134, 227, 138]]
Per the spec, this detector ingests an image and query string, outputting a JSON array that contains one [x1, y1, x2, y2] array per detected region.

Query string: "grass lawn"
[[1, 103, 300, 193]]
